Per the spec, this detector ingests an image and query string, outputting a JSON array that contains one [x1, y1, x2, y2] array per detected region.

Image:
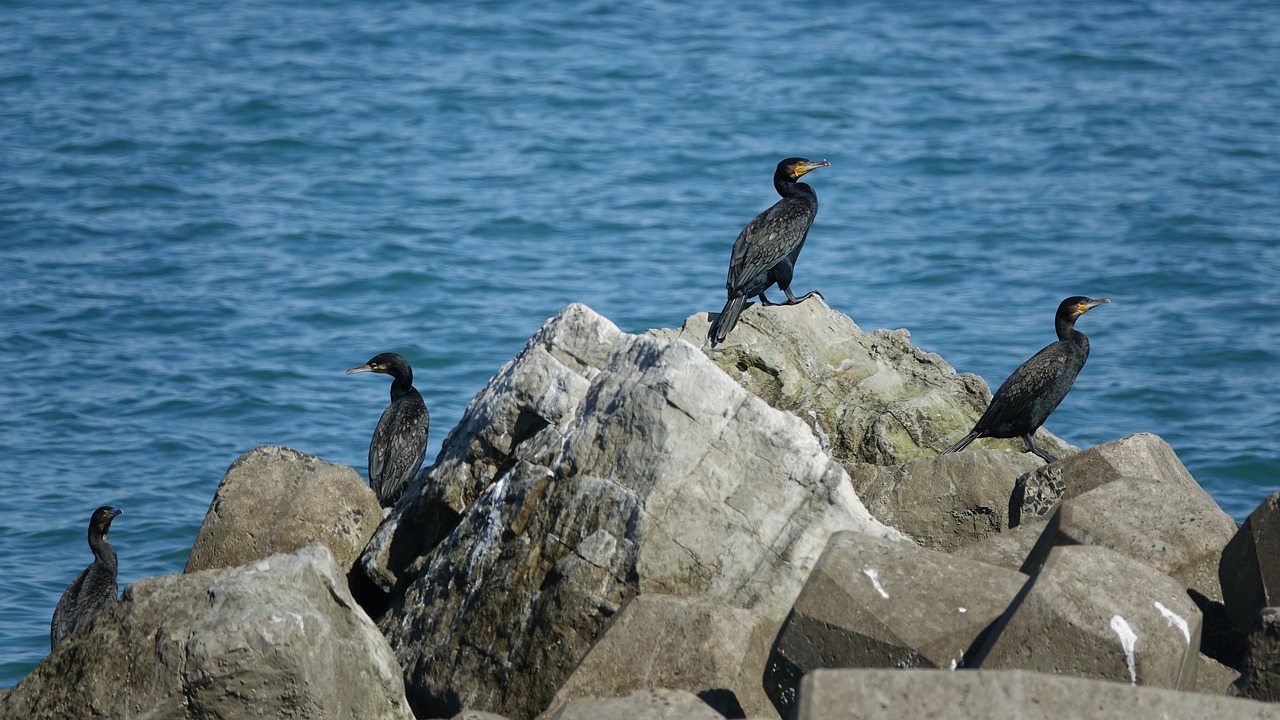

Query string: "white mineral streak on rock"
[[1110, 615, 1138, 685], [808, 410, 831, 453], [1154, 601, 1191, 645], [863, 567, 889, 599]]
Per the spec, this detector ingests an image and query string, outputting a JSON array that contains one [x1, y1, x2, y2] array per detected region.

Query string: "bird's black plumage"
[[51, 505, 122, 650], [709, 157, 829, 346], [944, 296, 1110, 463], [347, 352, 429, 507]]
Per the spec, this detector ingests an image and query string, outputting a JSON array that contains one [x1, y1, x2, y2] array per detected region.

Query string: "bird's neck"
[[90, 534, 117, 572], [775, 179, 816, 202], [389, 375, 414, 401], [1055, 319, 1089, 352]]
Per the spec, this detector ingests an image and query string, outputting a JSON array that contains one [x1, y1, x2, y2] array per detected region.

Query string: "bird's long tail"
[[709, 295, 747, 347], [943, 430, 981, 455]]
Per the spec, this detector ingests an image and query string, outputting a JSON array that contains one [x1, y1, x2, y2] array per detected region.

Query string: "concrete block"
[[978, 545, 1202, 689], [793, 668, 1280, 719]]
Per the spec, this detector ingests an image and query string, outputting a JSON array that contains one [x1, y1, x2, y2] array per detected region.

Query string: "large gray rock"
[[361, 304, 904, 720], [186, 446, 384, 574], [540, 594, 778, 720], [978, 545, 1202, 690], [546, 689, 726, 720], [1220, 491, 1280, 634], [794, 668, 1280, 720], [1020, 477, 1235, 602], [1012, 433, 1220, 525], [765, 531, 1027, 717], [1, 545, 412, 720], [656, 298, 1075, 465], [847, 451, 1044, 551]]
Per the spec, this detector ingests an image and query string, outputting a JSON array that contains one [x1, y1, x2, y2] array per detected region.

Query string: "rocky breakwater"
[[5, 298, 1280, 720]]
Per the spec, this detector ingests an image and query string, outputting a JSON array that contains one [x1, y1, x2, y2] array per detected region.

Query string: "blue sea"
[[2, 0, 1277, 688]]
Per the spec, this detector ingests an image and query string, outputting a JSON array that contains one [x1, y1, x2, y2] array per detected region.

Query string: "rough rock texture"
[[950, 517, 1049, 571], [1, 545, 412, 720], [1020, 477, 1235, 603], [846, 451, 1044, 551], [1235, 607, 1280, 701], [1012, 433, 1216, 526], [1220, 491, 1280, 634], [546, 688, 728, 720], [186, 446, 384, 574], [655, 298, 1076, 465], [539, 594, 778, 720], [1195, 654, 1241, 697], [977, 545, 1202, 689], [794, 669, 1280, 720], [764, 531, 1028, 717], [359, 304, 903, 720]]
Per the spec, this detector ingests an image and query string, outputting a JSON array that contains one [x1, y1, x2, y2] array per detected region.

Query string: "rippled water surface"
[[3, 0, 1278, 687]]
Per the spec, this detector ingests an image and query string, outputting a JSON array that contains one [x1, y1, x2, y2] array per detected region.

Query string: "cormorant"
[[346, 352, 429, 507], [708, 157, 830, 346], [943, 296, 1110, 463], [51, 505, 122, 649]]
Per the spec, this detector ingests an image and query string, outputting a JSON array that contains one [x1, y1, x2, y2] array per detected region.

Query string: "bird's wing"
[[980, 344, 1074, 426], [369, 397, 429, 500], [726, 198, 815, 292]]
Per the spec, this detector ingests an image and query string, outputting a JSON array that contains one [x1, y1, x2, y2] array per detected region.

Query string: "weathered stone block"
[[186, 446, 383, 574], [1220, 491, 1280, 634], [546, 688, 725, 720], [1017, 477, 1235, 602], [793, 668, 1280, 719], [540, 594, 777, 719], [764, 531, 1026, 717], [847, 451, 1044, 552], [978, 545, 1202, 689], [1013, 433, 1215, 524], [1, 546, 412, 720]]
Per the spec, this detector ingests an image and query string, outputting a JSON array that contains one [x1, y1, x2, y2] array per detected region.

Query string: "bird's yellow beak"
[[795, 159, 830, 178]]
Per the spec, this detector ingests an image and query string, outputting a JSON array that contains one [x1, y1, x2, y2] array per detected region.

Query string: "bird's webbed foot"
[[758, 292, 778, 306]]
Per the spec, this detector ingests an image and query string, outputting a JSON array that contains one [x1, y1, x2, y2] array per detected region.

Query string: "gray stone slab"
[[793, 668, 1280, 720]]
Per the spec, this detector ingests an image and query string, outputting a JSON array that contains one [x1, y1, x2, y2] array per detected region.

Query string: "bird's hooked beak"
[[107, 508, 122, 521], [1078, 298, 1111, 314], [795, 159, 830, 178], [345, 364, 374, 375]]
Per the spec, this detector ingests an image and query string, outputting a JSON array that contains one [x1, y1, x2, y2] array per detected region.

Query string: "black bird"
[[708, 157, 830, 346], [943, 296, 1110, 463], [51, 505, 122, 650], [346, 352, 429, 507]]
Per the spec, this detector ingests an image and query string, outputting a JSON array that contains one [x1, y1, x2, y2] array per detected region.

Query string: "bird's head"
[[89, 506, 122, 537], [1059, 296, 1111, 320], [346, 352, 408, 377], [779, 157, 830, 181]]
